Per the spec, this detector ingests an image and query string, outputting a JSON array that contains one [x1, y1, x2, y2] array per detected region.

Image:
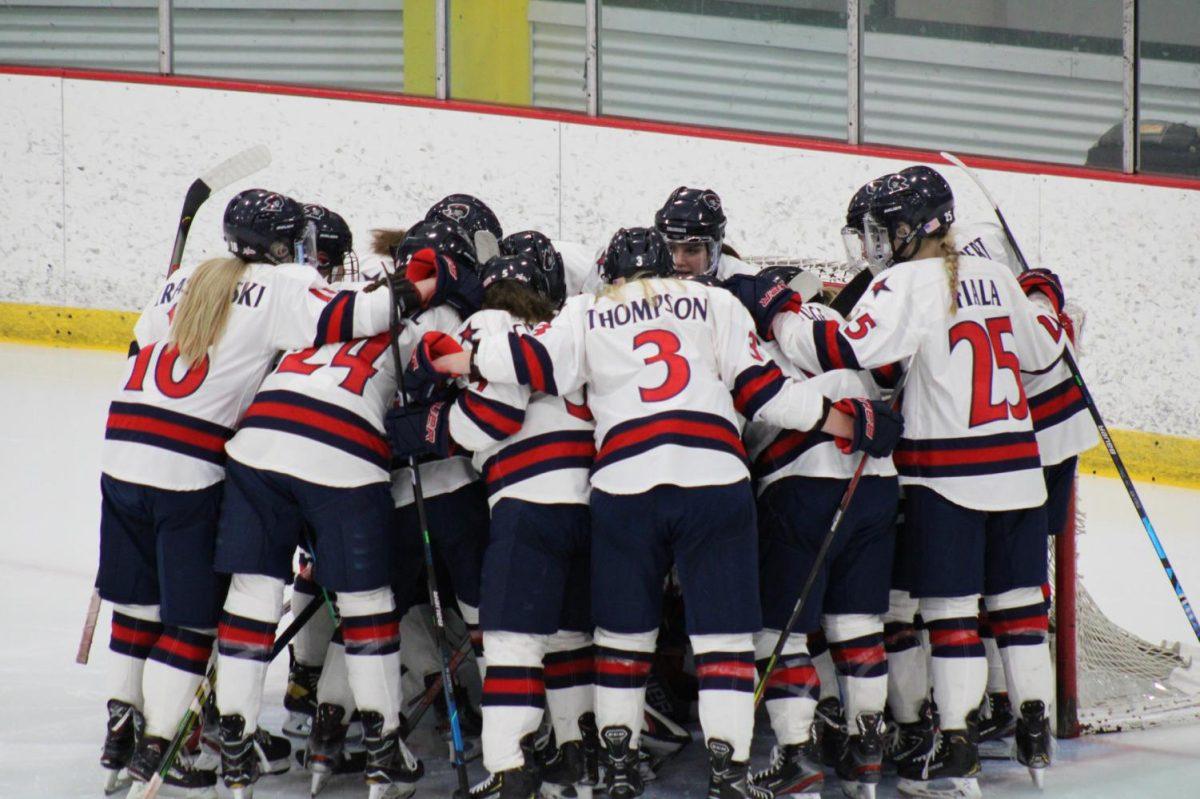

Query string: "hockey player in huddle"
[[388, 250, 597, 798], [417, 225, 902, 798], [736, 266, 900, 799], [97, 189, 419, 798], [732, 167, 1068, 798], [654, 186, 760, 280]]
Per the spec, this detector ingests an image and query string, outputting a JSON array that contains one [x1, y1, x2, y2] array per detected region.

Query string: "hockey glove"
[[404, 331, 464, 405], [832, 398, 903, 457], [364, 271, 422, 317], [724, 272, 804, 340], [1017, 268, 1065, 316], [404, 247, 485, 317], [384, 401, 456, 460]]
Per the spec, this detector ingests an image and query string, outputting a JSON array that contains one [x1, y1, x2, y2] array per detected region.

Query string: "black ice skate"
[[1015, 700, 1051, 788], [253, 726, 291, 775], [429, 672, 484, 762], [896, 728, 981, 799], [283, 652, 322, 737], [975, 691, 1015, 760], [886, 700, 935, 775], [579, 711, 601, 787], [125, 734, 218, 799], [361, 709, 424, 799], [305, 702, 353, 797], [540, 738, 585, 797], [836, 712, 885, 799], [814, 696, 847, 767], [749, 742, 822, 797], [600, 724, 644, 798], [218, 714, 260, 799], [468, 732, 542, 799], [100, 699, 144, 794], [640, 702, 692, 761], [705, 738, 772, 799]]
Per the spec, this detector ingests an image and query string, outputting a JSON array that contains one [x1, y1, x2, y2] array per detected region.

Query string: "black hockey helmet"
[[392, 219, 480, 274], [501, 230, 566, 306], [302, 204, 358, 281], [653, 186, 727, 274], [600, 227, 675, 283], [425, 193, 503, 241], [223, 189, 306, 264], [842, 174, 896, 268], [480, 253, 561, 302], [863, 166, 955, 266]]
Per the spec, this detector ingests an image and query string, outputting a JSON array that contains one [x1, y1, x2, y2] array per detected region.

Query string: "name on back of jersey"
[[955, 278, 1003, 310], [586, 291, 708, 329]]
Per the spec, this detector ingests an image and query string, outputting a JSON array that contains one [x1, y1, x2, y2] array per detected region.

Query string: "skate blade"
[[1029, 765, 1045, 789], [283, 712, 313, 738], [230, 785, 254, 799], [310, 771, 330, 797], [840, 781, 877, 799], [538, 782, 580, 798], [104, 768, 131, 795], [897, 776, 982, 798], [122, 778, 148, 799], [367, 782, 416, 799]]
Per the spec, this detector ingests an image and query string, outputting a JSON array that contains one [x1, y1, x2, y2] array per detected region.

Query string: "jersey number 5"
[[633, 329, 690, 402], [948, 317, 1029, 427]]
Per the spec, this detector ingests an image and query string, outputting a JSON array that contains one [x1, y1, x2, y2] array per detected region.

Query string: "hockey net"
[[747, 254, 1200, 737]]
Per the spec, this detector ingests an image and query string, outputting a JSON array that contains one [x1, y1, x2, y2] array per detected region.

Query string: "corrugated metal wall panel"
[[0, 3, 158, 72], [529, 0, 585, 112], [173, 2, 404, 92]]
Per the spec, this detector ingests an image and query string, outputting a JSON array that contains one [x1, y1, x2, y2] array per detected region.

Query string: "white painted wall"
[[2, 72, 1198, 437]]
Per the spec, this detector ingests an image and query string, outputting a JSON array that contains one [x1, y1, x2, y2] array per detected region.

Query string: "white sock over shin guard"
[[481, 631, 548, 773], [109, 603, 162, 709], [544, 630, 593, 745], [985, 587, 1052, 709], [884, 590, 927, 724], [215, 573, 286, 733], [823, 613, 888, 723], [692, 632, 756, 762], [317, 638, 357, 715], [920, 595, 986, 731], [338, 587, 402, 733], [143, 624, 216, 738], [754, 629, 818, 746], [291, 579, 336, 668], [594, 628, 656, 751]]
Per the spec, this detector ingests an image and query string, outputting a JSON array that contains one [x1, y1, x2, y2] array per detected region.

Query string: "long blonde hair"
[[597, 273, 683, 302], [169, 257, 249, 365], [937, 233, 961, 315]]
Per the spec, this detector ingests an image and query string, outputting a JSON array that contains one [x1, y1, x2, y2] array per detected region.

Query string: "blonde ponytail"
[[169, 257, 250, 365], [939, 235, 961, 315]]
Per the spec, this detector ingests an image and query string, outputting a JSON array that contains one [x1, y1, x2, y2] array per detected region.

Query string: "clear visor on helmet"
[[841, 225, 869, 270], [664, 235, 720, 276], [861, 213, 895, 270], [294, 220, 320, 268]]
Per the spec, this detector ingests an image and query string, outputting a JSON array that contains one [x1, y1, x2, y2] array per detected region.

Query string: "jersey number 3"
[[633, 329, 690, 402], [949, 317, 1029, 427]]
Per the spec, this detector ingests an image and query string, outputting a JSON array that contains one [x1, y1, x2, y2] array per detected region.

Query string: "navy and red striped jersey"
[[449, 309, 594, 507], [1021, 295, 1095, 467], [102, 262, 396, 491], [772, 253, 1065, 511], [471, 277, 828, 495]]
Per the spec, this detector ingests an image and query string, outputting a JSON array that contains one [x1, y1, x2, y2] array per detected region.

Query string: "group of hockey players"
[[92, 161, 1095, 799]]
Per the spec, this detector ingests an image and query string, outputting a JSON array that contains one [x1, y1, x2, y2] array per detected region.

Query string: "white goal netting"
[[746, 254, 1200, 736]]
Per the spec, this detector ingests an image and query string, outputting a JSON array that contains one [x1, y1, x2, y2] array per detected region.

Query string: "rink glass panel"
[[862, 0, 1125, 167], [1136, 1, 1200, 178], [593, 0, 849, 138], [0, 1, 159, 73], [172, 1, 405, 93]]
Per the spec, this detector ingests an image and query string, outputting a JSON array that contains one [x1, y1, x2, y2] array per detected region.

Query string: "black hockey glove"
[[724, 272, 804, 340], [365, 271, 422, 317], [385, 400, 456, 460], [833, 397, 903, 457], [404, 247, 484, 317], [404, 331, 463, 405]]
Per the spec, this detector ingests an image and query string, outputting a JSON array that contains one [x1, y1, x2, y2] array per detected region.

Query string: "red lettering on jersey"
[[633, 330, 691, 403], [748, 331, 766, 362], [949, 317, 1029, 427], [154, 346, 209, 399], [845, 313, 877, 340]]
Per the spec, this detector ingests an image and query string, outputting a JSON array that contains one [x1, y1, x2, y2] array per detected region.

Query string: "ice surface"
[[2, 342, 1199, 797]]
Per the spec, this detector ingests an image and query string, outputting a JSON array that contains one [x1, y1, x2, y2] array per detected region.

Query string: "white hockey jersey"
[[448, 309, 595, 507], [555, 240, 604, 297], [772, 255, 1065, 511], [716, 252, 760, 281], [102, 262, 396, 491], [954, 221, 1018, 273], [744, 303, 896, 493], [224, 304, 462, 489], [471, 277, 828, 495]]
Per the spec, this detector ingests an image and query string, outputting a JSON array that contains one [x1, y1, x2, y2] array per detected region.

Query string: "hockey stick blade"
[[75, 587, 102, 665]]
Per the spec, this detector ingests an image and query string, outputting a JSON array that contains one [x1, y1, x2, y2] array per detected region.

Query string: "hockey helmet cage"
[[302, 204, 358, 281], [501, 230, 567, 306], [600, 227, 675, 283], [223, 189, 306, 265], [392, 218, 480, 274], [842, 174, 897, 269]]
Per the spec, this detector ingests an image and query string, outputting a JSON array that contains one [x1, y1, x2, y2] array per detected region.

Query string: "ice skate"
[[896, 729, 981, 799], [102, 699, 143, 794], [976, 692, 1015, 759], [886, 700, 935, 774], [705, 737, 773, 799], [124, 734, 218, 799], [1015, 700, 1051, 788], [639, 703, 691, 760], [749, 742, 822, 797], [304, 702, 354, 796], [540, 738, 587, 798], [217, 714, 259, 799], [814, 696, 847, 767], [836, 712, 885, 799], [283, 654, 322, 737], [361, 709, 424, 799], [578, 712, 601, 787], [599, 725, 643, 799], [253, 726, 291, 775]]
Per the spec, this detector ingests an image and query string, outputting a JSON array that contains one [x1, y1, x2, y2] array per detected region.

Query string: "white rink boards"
[[2, 341, 1199, 798]]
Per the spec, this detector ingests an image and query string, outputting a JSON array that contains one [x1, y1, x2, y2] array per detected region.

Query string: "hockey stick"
[[167, 144, 272, 277], [384, 267, 472, 798], [940, 150, 1200, 643], [754, 376, 910, 708], [403, 637, 475, 738], [75, 588, 103, 665]]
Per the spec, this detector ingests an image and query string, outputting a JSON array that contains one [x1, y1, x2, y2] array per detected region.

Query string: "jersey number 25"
[[949, 317, 1029, 427]]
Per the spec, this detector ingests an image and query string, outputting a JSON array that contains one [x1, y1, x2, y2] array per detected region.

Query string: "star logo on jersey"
[[459, 323, 479, 345], [870, 277, 892, 297]]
